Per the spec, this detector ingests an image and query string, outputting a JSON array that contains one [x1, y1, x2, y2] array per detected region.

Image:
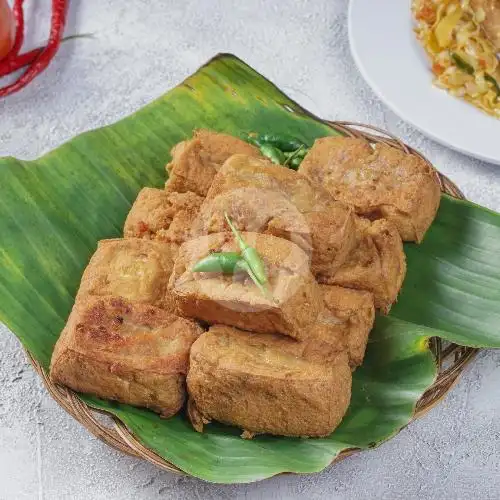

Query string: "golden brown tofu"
[[169, 232, 322, 340], [318, 218, 406, 314], [50, 296, 203, 417], [78, 239, 177, 313], [319, 285, 375, 367], [202, 154, 356, 275], [187, 325, 352, 438], [124, 188, 203, 247], [192, 187, 313, 258], [165, 130, 261, 196], [299, 137, 441, 242]]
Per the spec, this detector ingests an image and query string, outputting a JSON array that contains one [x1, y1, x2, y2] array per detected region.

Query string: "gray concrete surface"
[[1, 0, 500, 498]]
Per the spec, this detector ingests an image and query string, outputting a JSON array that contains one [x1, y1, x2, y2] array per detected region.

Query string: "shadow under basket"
[[24, 121, 479, 476]]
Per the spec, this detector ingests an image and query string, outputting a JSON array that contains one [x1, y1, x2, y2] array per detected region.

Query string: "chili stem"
[[0, 34, 92, 78]]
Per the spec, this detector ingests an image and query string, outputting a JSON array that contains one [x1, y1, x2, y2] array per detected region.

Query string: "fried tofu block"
[[78, 238, 177, 313], [165, 130, 261, 196], [299, 137, 441, 242], [124, 188, 203, 247], [187, 325, 352, 437], [201, 154, 356, 275], [50, 296, 203, 417], [318, 285, 375, 367], [318, 218, 406, 313], [169, 232, 322, 340]]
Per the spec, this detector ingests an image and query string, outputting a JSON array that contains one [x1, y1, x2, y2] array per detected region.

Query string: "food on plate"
[[203, 154, 356, 275], [319, 285, 375, 367], [187, 325, 352, 438], [299, 137, 441, 242], [318, 218, 406, 313], [124, 188, 203, 248], [169, 231, 322, 339], [413, 0, 500, 118], [165, 129, 261, 196], [471, 0, 500, 49], [77, 238, 177, 313], [50, 296, 203, 417]]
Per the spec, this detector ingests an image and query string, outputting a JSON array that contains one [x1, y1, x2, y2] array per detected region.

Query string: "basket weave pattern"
[[24, 121, 478, 476]]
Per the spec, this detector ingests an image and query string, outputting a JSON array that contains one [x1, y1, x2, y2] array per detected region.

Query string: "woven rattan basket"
[[24, 121, 478, 476]]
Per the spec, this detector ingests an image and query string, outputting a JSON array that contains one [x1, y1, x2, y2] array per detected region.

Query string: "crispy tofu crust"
[[50, 296, 203, 417], [299, 137, 441, 242], [169, 232, 322, 340], [124, 188, 203, 247], [187, 325, 352, 437], [202, 154, 356, 275], [318, 218, 406, 313], [319, 285, 375, 367], [78, 238, 177, 313], [192, 187, 314, 258], [165, 130, 261, 196]]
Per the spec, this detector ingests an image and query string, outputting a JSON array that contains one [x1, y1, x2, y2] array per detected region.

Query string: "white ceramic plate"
[[348, 0, 500, 165]]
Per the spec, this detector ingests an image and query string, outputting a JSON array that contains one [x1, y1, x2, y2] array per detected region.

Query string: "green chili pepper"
[[451, 53, 474, 75], [260, 144, 286, 164], [240, 132, 262, 147], [289, 157, 303, 170], [224, 212, 268, 286], [256, 134, 305, 152], [284, 144, 307, 170], [485, 73, 500, 98], [237, 259, 272, 299], [192, 252, 248, 274]]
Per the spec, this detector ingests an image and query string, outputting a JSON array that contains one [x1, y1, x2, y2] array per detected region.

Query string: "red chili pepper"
[[0, 34, 86, 77], [0, 46, 41, 77], [9, 0, 25, 57], [0, 0, 68, 98]]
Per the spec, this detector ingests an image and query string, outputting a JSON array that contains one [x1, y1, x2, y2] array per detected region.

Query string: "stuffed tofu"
[[51, 296, 202, 417], [187, 325, 352, 438], [318, 218, 406, 313], [169, 232, 322, 340], [78, 238, 178, 313], [299, 137, 441, 242], [201, 154, 356, 275], [165, 129, 262, 196], [124, 188, 203, 248]]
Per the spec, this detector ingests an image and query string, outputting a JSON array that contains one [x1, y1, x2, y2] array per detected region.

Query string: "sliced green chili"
[[224, 212, 268, 286], [451, 53, 475, 75], [485, 73, 500, 98]]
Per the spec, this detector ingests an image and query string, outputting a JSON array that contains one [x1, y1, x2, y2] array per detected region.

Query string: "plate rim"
[[348, 0, 500, 165]]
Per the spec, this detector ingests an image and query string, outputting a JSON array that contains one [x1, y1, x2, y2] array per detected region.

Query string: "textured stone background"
[[1, 1, 499, 498]]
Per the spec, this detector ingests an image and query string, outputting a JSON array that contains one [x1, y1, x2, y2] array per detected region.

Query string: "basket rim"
[[23, 120, 479, 479]]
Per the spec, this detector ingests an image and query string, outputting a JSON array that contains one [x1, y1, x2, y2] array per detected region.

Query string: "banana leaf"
[[0, 54, 499, 483]]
